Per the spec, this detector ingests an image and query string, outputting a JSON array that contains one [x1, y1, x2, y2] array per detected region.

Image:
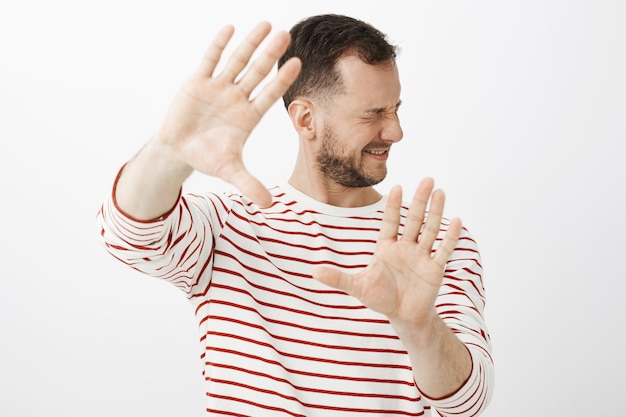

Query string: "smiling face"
[[314, 55, 403, 188]]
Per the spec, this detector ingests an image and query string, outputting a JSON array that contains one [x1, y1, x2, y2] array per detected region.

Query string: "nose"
[[380, 115, 403, 143]]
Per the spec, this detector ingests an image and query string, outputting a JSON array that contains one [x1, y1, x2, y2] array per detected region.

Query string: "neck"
[[288, 172, 382, 208]]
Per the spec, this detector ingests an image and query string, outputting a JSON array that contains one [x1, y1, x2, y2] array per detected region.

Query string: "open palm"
[[313, 178, 462, 329], [156, 22, 301, 207]]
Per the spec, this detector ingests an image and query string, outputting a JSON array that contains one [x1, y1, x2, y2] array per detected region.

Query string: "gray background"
[[1, 0, 624, 415]]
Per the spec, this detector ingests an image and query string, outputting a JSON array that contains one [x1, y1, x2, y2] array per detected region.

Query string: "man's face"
[[315, 56, 403, 188]]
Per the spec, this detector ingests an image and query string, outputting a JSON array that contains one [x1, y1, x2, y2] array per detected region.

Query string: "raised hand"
[[312, 178, 462, 331], [156, 22, 301, 207]]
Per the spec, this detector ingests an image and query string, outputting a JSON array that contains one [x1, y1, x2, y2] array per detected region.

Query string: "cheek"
[[346, 126, 378, 147]]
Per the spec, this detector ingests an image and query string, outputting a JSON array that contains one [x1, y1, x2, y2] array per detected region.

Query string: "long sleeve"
[[95, 181, 494, 416], [425, 226, 495, 415], [95, 173, 232, 297]]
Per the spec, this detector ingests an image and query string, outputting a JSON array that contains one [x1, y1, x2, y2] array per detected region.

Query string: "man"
[[97, 14, 494, 416]]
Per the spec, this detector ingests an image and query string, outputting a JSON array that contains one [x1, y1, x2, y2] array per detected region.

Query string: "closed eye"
[[363, 100, 402, 119]]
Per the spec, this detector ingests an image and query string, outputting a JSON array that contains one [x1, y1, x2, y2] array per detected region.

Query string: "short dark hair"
[[278, 14, 398, 109]]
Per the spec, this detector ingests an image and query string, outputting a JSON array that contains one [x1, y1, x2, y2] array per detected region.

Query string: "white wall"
[[1, 1, 624, 415]]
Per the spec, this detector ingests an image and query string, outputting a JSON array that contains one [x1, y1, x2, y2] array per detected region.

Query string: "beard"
[[315, 123, 387, 188]]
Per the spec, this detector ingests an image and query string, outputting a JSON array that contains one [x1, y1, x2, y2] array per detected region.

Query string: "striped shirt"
[[97, 180, 494, 416]]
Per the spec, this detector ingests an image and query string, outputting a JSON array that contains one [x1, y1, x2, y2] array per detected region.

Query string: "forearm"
[[391, 314, 472, 400], [115, 138, 193, 220]]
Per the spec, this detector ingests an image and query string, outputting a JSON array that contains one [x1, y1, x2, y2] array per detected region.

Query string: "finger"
[[251, 56, 301, 114], [432, 218, 462, 267], [219, 21, 272, 82], [312, 266, 354, 295], [417, 189, 446, 254], [378, 185, 403, 242], [237, 30, 293, 97], [197, 25, 235, 77], [401, 177, 434, 242]]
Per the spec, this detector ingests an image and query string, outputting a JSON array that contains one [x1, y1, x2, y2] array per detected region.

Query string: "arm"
[[313, 178, 493, 415], [115, 22, 302, 220]]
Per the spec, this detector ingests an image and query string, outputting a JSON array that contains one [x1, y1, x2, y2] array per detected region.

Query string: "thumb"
[[312, 266, 354, 295], [235, 173, 272, 208], [221, 161, 272, 208]]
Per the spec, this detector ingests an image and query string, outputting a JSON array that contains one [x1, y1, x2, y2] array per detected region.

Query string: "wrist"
[[389, 309, 440, 347], [141, 137, 193, 178]]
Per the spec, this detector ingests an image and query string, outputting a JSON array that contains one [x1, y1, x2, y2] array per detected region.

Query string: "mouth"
[[364, 148, 390, 159], [364, 149, 388, 155]]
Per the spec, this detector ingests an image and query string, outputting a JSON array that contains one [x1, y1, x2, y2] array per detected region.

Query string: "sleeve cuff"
[[111, 162, 182, 223]]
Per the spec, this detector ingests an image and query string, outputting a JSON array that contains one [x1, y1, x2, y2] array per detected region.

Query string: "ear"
[[287, 99, 317, 140]]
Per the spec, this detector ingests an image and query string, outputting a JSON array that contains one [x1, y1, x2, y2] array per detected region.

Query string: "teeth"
[[366, 150, 387, 155]]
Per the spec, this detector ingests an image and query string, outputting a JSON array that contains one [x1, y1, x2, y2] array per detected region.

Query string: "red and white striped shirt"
[[97, 180, 494, 416]]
